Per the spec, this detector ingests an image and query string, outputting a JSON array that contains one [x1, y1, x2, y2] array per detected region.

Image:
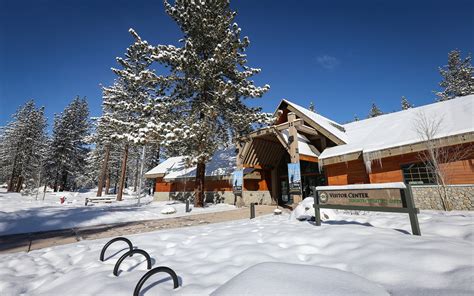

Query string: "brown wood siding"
[[155, 170, 271, 192], [325, 159, 369, 185], [325, 144, 474, 185], [300, 154, 318, 163], [440, 159, 474, 184]]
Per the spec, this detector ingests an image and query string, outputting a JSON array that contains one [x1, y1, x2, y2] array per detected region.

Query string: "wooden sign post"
[[313, 182, 421, 235]]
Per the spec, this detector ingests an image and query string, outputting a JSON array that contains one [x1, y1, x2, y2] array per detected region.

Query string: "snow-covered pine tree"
[[45, 97, 90, 191], [101, 28, 174, 201], [0, 100, 48, 194], [162, 0, 271, 207], [401, 96, 414, 110], [368, 102, 383, 118], [436, 49, 474, 101]]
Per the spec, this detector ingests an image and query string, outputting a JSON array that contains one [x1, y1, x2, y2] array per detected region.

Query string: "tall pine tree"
[[162, 0, 271, 207], [101, 29, 177, 200], [0, 100, 48, 193], [45, 97, 90, 191], [436, 49, 474, 101]]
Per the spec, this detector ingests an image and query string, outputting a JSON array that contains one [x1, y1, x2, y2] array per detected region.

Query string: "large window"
[[401, 163, 437, 185]]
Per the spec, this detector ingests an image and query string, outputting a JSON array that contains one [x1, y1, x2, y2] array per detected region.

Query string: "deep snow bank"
[[0, 211, 472, 295], [211, 262, 389, 295]]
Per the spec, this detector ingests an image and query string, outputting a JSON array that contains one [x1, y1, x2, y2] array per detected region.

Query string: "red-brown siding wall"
[[326, 147, 474, 185], [325, 159, 369, 185], [154, 169, 272, 192]]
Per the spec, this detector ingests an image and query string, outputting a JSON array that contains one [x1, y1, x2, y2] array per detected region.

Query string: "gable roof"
[[280, 129, 320, 158], [276, 99, 348, 144], [277, 95, 473, 165], [145, 147, 237, 180], [319, 94, 474, 162]]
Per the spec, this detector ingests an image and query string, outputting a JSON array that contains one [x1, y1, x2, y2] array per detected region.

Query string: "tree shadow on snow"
[[0, 205, 152, 237]]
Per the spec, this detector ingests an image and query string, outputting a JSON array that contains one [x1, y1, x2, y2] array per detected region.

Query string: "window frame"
[[401, 162, 437, 185]]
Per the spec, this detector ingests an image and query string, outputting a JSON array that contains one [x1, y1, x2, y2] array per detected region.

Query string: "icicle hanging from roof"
[[362, 150, 383, 174]]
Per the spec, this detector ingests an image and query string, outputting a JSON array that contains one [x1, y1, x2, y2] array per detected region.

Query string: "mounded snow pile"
[[160, 206, 177, 214], [211, 262, 389, 295], [273, 208, 282, 215], [290, 197, 337, 221]]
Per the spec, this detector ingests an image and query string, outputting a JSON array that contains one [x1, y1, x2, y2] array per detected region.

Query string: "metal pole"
[[405, 185, 421, 235], [186, 199, 190, 213], [314, 189, 321, 226], [137, 146, 146, 205], [250, 203, 256, 219]]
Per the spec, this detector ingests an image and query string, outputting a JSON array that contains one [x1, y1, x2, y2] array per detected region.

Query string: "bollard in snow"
[[185, 199, 190, 213], [250, 203, 256, 219]]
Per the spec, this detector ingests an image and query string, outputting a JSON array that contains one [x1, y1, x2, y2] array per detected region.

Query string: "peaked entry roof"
[[276, 95, 474, 164]]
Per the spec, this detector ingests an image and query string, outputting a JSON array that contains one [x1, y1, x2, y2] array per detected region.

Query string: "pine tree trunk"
[[133, 156, 139, 192], [61, 172, 68, 192], [117, 143, 129, 201], [53, 170, 60, 192], [97, 144, 110, 197], [7, 175, 15, 192], [42, 184, 47, 201], [105, 169, 111, 195], [194, 161, 206, 207], [15, 176, 23, 192], [7, 153, 19, 192]]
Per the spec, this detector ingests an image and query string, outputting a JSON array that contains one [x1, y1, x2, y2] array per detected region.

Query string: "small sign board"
[[317, 188, 404, 208], [287, 162, 301, 194], [232, 170, 243, 195], [313, 183, 421, 235]]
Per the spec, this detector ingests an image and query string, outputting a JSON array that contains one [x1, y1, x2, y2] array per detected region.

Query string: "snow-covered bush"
[[290, 197, 337, 221], [161, 206, 177, 214]]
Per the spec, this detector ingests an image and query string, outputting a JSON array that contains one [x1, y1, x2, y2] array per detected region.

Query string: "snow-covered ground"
[[0, 209, 472, 295], [0, 189, 235, 236]]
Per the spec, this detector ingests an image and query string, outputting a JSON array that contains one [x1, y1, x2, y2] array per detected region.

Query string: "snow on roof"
[[145, 147, 237, 180], [282, 99, 349, 144], [319, 95, 474, 161], [144, 157, 183, 177], [280, 129, 319, 158]]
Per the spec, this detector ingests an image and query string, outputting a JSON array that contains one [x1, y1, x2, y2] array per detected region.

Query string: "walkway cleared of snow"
[[0, 210, 472, 295], [0, 189, 235, 236]]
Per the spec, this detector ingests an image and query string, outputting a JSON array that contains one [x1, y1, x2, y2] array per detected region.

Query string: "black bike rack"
[[100, 237, 133, 262], [133, 266, 179, 296], [113, 249, 152, 276]]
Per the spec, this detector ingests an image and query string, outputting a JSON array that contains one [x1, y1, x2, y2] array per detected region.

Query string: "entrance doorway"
[[276, 158, 326, 205]]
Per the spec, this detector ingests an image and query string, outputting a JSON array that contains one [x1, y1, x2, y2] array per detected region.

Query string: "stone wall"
[[411, 185, 473, 211], [154, 190, 274, 206]]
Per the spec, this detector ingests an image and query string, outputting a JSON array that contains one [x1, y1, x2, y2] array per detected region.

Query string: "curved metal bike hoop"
[[100, 237, 133, 262], [113, 249, 152, 276], [133, 266, 179, 296]]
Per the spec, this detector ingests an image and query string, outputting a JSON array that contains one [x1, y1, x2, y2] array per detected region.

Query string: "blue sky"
[[1, 0, 473, 129]]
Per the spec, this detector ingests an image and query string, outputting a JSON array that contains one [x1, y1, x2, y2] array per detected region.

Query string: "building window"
[[401, 163, 437, 185]]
